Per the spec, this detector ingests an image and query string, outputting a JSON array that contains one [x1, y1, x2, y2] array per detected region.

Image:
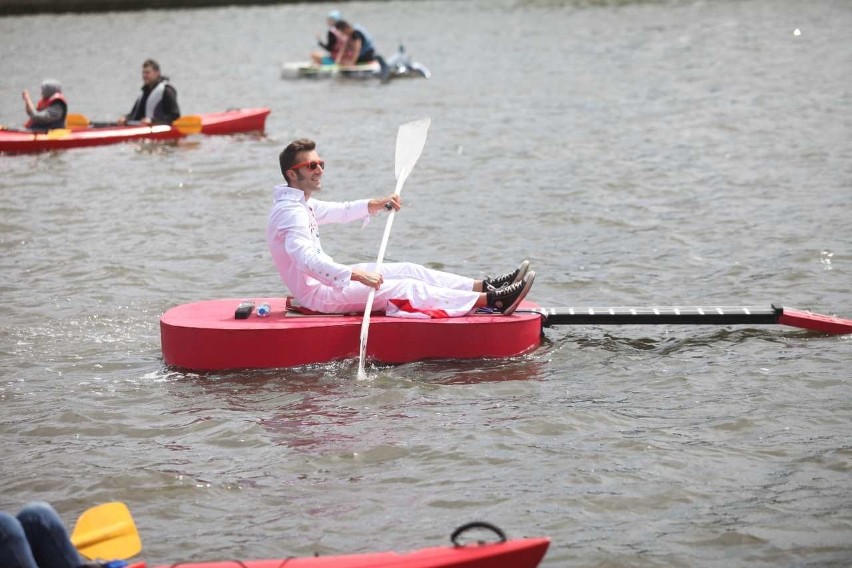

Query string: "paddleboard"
[[280, 60, 382, 80]]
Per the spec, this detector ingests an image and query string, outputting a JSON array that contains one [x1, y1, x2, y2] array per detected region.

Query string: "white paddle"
[[357, 117, 431, 379]]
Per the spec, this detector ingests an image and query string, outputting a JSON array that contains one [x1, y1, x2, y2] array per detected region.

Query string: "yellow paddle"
[[171, 115, 202, 135], [43, 129, 73, 139], [65, 113, 202, 135], [66, 113, 91, 129], [71, 502, 142, 561]]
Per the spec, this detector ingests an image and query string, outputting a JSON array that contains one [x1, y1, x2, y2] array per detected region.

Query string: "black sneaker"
[[484, 260, 530, 291], [486, 271, 535, 315]]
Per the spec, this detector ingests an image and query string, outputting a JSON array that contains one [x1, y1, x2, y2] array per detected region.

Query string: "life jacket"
[[354, 25, 376, 58], [25, 92, 68, 130], [130, 79, 170, 121]]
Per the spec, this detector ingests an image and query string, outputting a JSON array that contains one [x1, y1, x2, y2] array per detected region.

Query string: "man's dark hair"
[[279, 138, 316, 182], [334, 20, 353, 34], [142, 59, 160, 72]]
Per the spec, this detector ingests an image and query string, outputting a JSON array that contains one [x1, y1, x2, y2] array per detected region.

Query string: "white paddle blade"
[[394, 117, 431, 185], [358, 118, 431, 379]]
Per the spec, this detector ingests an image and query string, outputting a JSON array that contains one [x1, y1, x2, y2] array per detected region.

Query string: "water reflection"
[[552, 326, 796, 354], [157, 355, 550, 452], [395, 357, 548, 385]]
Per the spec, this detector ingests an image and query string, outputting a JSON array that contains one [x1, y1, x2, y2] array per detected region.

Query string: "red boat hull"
[[0, 108, 270, 154], [199, 107, 270, 135], [0, 124, 181, 153], [145, 538, 550, 568], [160, 298, 543, 371]]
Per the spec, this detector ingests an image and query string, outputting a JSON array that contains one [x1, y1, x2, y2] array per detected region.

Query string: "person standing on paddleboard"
[[117, 59, 180, 126], [266, 138, 536, 318]]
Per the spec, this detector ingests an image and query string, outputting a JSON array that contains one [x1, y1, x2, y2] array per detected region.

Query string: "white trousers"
[[304, 262, 479, 316]]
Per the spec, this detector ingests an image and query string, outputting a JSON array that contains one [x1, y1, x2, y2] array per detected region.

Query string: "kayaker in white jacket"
[[266, 138, 535, 318]]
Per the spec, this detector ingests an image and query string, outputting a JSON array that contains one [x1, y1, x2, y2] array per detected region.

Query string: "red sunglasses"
[[289, 159, 325, 172]]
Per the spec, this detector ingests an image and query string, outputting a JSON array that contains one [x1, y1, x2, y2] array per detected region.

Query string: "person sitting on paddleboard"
[[22, 79, 67, 131], [266, 139, 536, 317], [311, 9, 346, 65], [333, 20, 378, 65], [0, 502, 101, 568], [117, 59, 180, 126]]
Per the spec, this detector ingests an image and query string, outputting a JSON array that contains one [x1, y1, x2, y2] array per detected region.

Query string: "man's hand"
[[368, 194, 402, 214], [22, 90, 35, 116], [351, 268, 383, 289]]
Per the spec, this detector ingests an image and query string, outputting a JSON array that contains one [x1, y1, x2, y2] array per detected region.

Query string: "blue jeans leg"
[[0, 511, 39, 568], [17, 502, 82, 568]]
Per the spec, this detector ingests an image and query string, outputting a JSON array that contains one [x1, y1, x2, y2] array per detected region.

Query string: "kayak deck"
[[160, 298, 543, 371]]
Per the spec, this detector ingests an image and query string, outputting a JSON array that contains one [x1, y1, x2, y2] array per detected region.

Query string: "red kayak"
[[160, 296, 852, 371], [138, 537, 550, 568], [0, 108, 270, 154], [0, 123, 183, 153], [75, 508, 545, 568]]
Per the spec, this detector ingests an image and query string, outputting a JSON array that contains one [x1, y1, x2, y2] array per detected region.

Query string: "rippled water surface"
[[1, 1, 851, 566]]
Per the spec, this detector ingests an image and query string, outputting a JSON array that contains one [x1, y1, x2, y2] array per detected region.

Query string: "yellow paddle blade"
[[66, 113, 91, 129], [172, 115, 202, 135], [44, 129, 73, 139], [71, 502, 142, 560]]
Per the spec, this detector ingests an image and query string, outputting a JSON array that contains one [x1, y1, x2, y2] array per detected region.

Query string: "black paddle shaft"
[[521, 305, 783, 327]]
